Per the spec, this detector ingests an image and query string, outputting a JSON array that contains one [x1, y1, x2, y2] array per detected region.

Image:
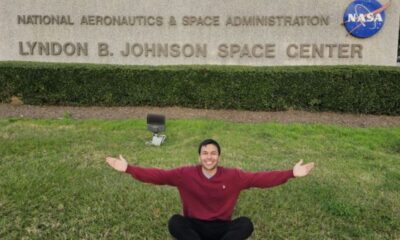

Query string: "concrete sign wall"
[[1, 0, 399, 66]]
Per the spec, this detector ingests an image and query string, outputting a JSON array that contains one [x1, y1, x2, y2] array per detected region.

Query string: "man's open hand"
[[106, 155, 128, 172], [293, 160, 315, 177]]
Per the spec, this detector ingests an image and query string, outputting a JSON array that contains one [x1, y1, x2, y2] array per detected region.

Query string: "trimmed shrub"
[[0, 61, 399, 115]]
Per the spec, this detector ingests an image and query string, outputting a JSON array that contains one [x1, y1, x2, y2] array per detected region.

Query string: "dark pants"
[[168, 214, 254, 240]]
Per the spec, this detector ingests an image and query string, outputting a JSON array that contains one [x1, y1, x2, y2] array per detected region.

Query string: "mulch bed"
[[1, 104, 400, 127]]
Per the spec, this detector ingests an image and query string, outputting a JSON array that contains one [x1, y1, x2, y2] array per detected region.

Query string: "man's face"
[[199, 144, 220, 172]]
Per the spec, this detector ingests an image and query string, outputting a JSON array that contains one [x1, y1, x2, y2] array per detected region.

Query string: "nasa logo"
[[343, 0, 391, 38]]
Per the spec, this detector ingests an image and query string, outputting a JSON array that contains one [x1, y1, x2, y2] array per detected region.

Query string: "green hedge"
[[1, 61, 399, 115]]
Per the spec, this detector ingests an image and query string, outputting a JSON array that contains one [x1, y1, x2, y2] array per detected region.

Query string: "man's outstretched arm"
[[238, 160, 315, 189], [105, 155, 181, 186]]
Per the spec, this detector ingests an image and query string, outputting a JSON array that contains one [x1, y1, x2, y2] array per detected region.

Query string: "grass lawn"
[[0, 118, 399, 239]]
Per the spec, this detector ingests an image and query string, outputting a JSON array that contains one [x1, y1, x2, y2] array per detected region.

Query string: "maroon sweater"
[[125, 165, 294, 221]]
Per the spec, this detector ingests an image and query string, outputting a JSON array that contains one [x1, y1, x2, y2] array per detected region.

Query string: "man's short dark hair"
[[198, 139, 221, 155]]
